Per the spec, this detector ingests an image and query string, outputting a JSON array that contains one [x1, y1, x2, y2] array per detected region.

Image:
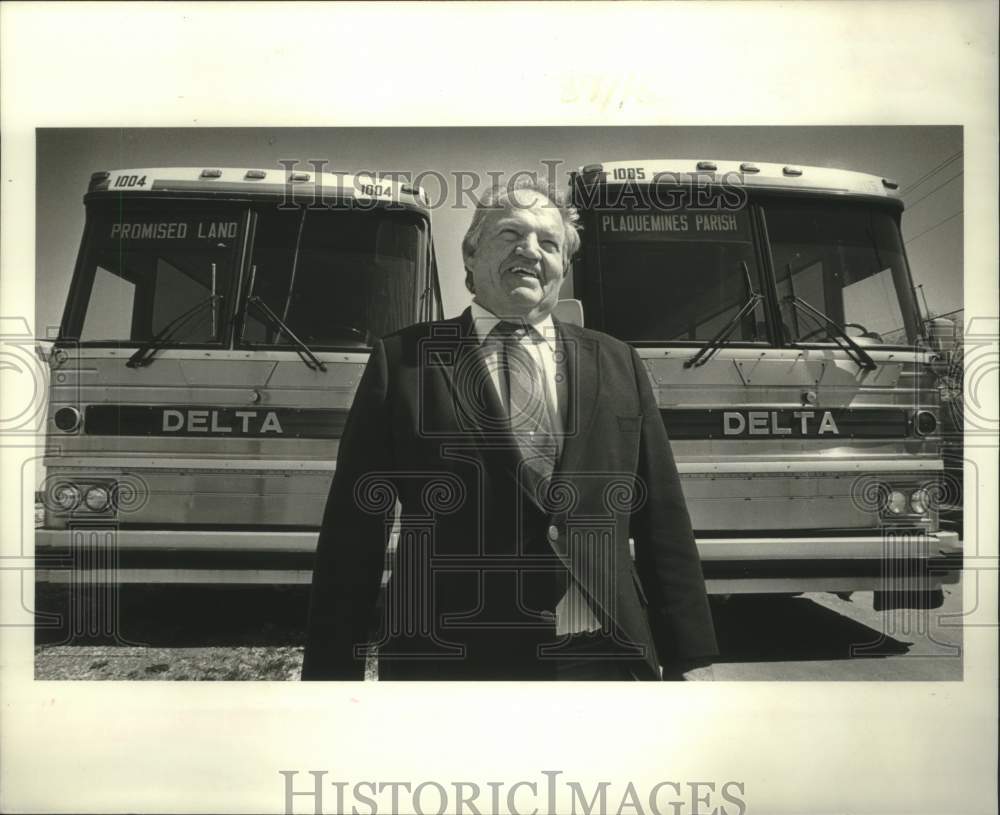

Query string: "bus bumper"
[[34, 528, 319, 585], [35, 527, 962, 592], [698, 530, 962, 594]]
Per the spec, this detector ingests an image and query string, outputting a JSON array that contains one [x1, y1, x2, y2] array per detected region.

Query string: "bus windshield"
[[63, 202, 430, 349], [590, 198, 918, 347], [763, 199, 917, 346], [66, 204, 244, 345], [241, 207, 428, 349]]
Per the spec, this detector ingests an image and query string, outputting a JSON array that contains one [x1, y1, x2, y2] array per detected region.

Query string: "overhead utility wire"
[[905, 171, 963, 210], [903, 210, 963, 246], [901, 150, 963, 195]]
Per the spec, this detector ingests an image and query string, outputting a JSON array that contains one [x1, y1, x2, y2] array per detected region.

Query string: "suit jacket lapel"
[[444, 307, 511, 439], [436, 310, 535, 504], [548, 321, 607, 603], [553, 319, 599, 478]]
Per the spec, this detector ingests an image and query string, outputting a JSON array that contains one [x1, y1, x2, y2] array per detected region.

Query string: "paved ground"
[[34, 579, 963, 681], [710, 580, 963, 680]]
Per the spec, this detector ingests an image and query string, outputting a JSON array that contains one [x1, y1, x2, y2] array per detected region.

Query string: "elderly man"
[[302, 179, 717, 681]]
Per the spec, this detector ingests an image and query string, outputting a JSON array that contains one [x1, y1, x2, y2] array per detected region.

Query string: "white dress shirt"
[[469, 301, 600, 635]]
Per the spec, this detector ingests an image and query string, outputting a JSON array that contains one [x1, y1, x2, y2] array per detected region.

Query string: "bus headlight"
[[913, 410, 938, 436], [910, 488, 930, 515], [52, 483, 81, 511], [84, 485, 111, 512], [886, 490, 908, 515], [54, 406, 82, 432]]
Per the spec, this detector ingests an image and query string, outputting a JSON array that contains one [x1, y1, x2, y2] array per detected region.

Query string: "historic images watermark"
[[3, 317, 151, 644], [352, 467, 650, 664], [280, 770, 747, 815], [2, 317, 55, 632], [273, 159, 750, 214]]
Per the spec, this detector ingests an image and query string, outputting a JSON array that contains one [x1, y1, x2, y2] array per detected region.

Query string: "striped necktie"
[[491, 320, 567, 615], [490, 321, 560, 491]]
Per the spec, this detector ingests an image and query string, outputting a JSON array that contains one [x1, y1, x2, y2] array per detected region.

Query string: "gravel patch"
[[35, 645, 305, 681]]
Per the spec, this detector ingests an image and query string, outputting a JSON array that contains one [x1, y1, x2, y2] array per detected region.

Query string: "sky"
[[35, 126, 963, 335]]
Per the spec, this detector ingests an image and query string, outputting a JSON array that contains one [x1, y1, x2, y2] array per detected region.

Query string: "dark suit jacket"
[[302, 308, 717, 680]]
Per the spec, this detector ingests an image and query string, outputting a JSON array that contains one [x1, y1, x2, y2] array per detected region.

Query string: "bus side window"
[[80, 265, 136, 341]]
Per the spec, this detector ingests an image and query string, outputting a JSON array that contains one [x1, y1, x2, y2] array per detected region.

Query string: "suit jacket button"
[[547, 525, 559, 542]]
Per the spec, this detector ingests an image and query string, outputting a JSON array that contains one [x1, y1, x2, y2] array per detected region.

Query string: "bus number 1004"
[[113, 175, 148, 188]]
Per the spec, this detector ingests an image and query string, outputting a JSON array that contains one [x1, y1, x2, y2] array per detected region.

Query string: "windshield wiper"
[[783, 295, 877, 371], [126, 294, 222, 368], [246, 295, 327, 372], [685, 262, 764, 369]]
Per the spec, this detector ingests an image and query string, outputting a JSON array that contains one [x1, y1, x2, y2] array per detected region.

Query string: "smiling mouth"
[[504, 266, 542, 282]]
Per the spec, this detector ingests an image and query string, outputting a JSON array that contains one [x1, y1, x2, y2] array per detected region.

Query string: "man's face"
[[465, 189, 568, 322]]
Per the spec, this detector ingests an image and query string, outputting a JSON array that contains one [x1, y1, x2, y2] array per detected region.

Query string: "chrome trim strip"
[[677, 460, 943, 474], [42, 458, 337, 472], [37, 569, 961, 589], [697, 532, 959, 560], [705, 572, 960, 594], [37, 569, 314, 585], [35, 529, 320, 551], [35, 529, 959, 555], [36, 569, 960, 590], [49, 349, 371, 363], [42, 458, 941, 474], [635, 347, 930, 363]]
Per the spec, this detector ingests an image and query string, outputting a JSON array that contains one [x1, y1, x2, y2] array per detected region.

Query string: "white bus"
[[569, 160, 961, 606], [37, 167, 439, 587]]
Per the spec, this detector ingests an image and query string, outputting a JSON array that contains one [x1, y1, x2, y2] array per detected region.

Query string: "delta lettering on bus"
[[161, 408, 284, 435], [722, 410, 841, 437]]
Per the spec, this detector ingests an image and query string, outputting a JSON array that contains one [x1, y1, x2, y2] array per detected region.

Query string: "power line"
[[905, 171, 963, 209], [904, 210, 963, 245], [901, 150, 963, 195]]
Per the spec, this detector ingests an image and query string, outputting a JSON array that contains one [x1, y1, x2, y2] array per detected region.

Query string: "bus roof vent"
[[696, 161, 718, 171], [782, 166, 803, 177], [739, 162, 760, 173], [245, 169, 267, 180], [881, 177, 900, 190], [289, 172, 310, 182], [200, 168, 223, 178], [87, 171, 111, 192]]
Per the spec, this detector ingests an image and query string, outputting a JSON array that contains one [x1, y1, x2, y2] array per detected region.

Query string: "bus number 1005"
[[612, 167, 646, 180]]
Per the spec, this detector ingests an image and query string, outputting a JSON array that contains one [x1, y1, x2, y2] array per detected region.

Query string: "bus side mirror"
[[553, 298, 584, 327], [35, 339, 55, 363], [926, 317, 957, 355]]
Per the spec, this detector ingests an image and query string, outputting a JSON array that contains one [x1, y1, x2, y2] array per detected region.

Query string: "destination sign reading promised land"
[[108, 220, 240, 241]]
